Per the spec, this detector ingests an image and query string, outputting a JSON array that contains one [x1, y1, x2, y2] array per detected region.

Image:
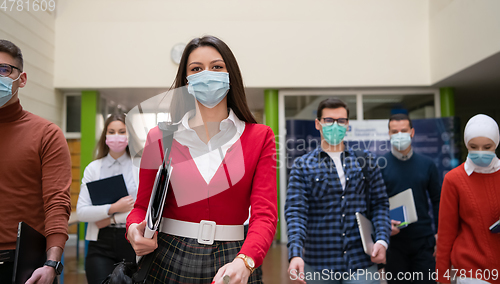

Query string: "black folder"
[[86, 174, 129, 205], [12, 222, 46, 284]]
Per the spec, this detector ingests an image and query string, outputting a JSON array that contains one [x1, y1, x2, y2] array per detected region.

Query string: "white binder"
[[355, 212, 374, 255], [389, 188, 418, 225]]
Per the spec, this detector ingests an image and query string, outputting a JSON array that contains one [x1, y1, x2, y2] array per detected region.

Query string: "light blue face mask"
[[468, 151, 496, 167], [322, 122, 347, 146], [187, 70, 230, 108], [390, 132, 412, 151], [0, 74, 20, 107]]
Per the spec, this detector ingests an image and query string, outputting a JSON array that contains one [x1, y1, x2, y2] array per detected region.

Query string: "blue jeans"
[[303, 263, 381, 284]]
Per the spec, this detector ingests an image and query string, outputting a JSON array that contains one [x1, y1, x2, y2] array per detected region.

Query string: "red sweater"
[[127, 123, 278, 267], [0, 100, 72, 251], [436, 164, 500, 283]]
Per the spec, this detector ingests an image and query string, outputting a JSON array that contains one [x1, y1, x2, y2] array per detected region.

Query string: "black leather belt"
[[0, 249, 15, 263], [108, 224, 126, 229]]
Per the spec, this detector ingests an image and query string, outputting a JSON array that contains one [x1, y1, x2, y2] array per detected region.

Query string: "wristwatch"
[[236, 254, 255, 274], [44, 260, 64, 275]]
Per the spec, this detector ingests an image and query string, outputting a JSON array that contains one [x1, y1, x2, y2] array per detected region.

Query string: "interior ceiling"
[[432, 51, 500, 93], [98, 88, 166, 111], [432, 51, 500, 113]]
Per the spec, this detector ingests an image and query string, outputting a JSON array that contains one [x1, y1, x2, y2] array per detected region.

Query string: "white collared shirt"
[[100, 153, 137, 192], [173, 109, 246, 184], [77, 153, 139, 240]]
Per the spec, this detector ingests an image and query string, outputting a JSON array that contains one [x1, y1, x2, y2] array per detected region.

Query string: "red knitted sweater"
[[127, 123, 278, 267], [436, 164, 500, 283]]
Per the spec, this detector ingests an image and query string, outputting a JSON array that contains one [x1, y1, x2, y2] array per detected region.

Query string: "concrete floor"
[[61, 238, 387, 284], [60, 238, 293, 284]]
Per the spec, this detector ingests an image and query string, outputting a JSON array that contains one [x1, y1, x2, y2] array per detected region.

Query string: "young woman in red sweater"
[[436, 114, 500, 284], [126, 36, 277, 284]]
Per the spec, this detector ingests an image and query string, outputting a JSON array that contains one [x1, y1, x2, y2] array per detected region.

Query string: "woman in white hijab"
[[436, 114, 500, 284]]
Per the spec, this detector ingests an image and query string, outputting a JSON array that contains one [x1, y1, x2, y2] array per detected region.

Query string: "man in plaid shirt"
[[285, 98, 391, 284]]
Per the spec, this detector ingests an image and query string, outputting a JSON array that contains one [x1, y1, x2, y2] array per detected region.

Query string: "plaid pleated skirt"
[[146, 232, 263, 284]]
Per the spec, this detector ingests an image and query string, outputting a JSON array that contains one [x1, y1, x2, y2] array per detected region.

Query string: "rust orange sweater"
[[0, 100, 71, 251], [436, 163, 500, 283]]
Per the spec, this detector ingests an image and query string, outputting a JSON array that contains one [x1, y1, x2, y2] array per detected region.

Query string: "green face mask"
[[322, 122, 347, 145]]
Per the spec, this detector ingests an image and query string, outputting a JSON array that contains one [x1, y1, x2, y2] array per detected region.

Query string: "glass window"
[[66, 96, 81, 133], [363, 94, 435, 120], [285, 95, 357, 120]]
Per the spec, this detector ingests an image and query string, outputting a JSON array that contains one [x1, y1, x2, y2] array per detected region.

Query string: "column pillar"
[[440, 87, 455, 117], [79, 90, 99, 240], [264, 89, 280, 240]]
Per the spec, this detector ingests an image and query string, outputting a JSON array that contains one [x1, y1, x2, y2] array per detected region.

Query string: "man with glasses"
[[0, 39, 71, 283], [285, 98, 390, 284], [380, 113, 440, 283]]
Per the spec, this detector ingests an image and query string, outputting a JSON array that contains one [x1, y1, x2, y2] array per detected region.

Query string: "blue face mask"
[[322, 122, 347, 146], [187, 70, 230, 108], [390, 132, 412, 151], [468, 151, 496, 167], [0, 75, 20, 107]]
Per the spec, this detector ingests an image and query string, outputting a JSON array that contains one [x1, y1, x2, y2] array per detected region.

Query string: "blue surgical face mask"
[[187, 70, 230, 108], [390, 132, 412, 151], [322, 122, 347, 146], [468, 151, 496, 167], [0, 74, 21, 107]]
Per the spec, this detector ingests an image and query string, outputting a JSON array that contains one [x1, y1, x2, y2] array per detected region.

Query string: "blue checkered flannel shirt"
[[285, 144, 391, 272]]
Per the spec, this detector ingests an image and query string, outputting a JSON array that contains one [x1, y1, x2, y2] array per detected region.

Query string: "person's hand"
[[95, 217, 111, 229], [25, 265, 56, 284], [288, 257, 306, 284], [109, 196, 134, 215], [371, 243, 386, 264], [212, 257, 251, 284], [390, 220, 401, 236], [127, 220, 158, 256]]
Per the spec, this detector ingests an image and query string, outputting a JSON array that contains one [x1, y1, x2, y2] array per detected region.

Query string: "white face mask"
[[390, 132, 412, 151], [187, 70, 230, 108], [0, 73, 21, 107]]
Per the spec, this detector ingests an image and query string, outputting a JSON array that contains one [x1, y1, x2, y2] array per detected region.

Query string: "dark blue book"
[[390, 205, 408, 228], [86, 174, 129, 205]]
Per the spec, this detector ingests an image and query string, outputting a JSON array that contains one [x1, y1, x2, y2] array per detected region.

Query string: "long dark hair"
[[170, 36, 256, 124], [95, 113, 130, 160]]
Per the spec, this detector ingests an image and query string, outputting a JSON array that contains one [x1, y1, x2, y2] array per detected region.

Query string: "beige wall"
[[4, 0, 498, 107], [54, 0, 430, 89], [429, 0, 500, 84], [0, 9, 63, 126]]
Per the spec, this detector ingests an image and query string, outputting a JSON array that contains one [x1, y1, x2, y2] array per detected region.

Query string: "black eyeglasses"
[[0, 63, 22, 77], [321, 117, 349, 126]]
